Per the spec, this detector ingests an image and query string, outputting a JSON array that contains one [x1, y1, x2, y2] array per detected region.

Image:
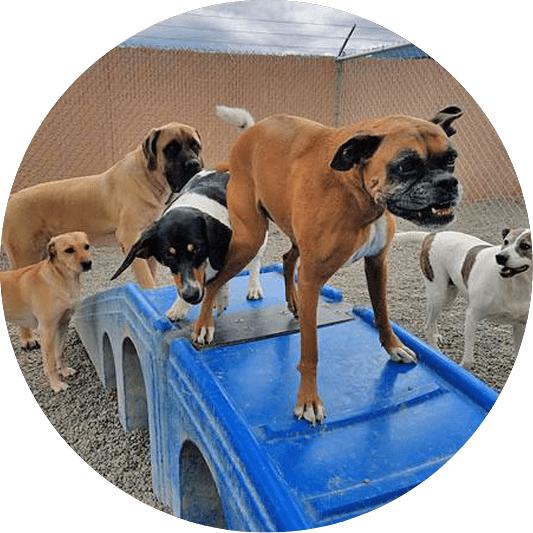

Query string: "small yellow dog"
[[0, 232, 92, 392]]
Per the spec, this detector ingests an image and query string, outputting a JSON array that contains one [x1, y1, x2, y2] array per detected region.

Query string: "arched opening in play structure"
[[180, 440, 227, 529], [122, 337, 148, 430], [102, 332, 116, 389]]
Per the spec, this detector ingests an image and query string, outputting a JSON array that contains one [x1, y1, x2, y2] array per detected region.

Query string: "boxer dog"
[[2, 122, 203, 348], [192, 105, 463, 423], [395, 228, 531, 369], [0, 232, 92, 392]]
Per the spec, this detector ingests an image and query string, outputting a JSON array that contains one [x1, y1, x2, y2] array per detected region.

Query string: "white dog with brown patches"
[[395, 228, 531, 369]]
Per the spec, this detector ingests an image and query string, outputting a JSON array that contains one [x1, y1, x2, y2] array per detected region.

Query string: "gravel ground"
[[3, 197, 529, 516]]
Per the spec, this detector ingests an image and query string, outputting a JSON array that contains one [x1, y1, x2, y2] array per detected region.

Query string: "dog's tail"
[[216, 105, 255, 130], [393, 231, 430, 246]]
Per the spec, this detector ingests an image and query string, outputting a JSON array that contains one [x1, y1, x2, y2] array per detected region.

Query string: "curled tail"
[[216, 105, 255, 130]]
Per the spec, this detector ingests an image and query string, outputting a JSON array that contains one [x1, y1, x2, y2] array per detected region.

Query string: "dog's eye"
[[164, 141, 181, 157], [520, 241, 531, 250], [503, 240, 509, 246], [84, 244, 90, 250], [64, 247, 75, 254], [189, 140, 200, 154], [398, 158, 421, 175], [441, 150, 457, 169], [187, 243, 197, 254]]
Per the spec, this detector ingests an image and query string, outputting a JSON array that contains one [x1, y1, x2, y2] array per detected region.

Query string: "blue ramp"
[[74, 264, 497, 531]]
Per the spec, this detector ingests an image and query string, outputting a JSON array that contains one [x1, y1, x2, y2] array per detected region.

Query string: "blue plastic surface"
[[74, 264, 497, 531]]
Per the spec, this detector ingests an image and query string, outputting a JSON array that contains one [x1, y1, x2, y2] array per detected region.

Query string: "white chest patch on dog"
[[166, 193, 231, 229], [347, 215, 389, 264], [205, 259, 218, 282]]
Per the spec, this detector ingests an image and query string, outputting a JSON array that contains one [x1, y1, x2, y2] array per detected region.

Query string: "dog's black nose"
[[436, 174, 458, 194], [495, 253, 507, 266], [82, 260, 92, 272], [182, 286, 202, 304], [185, 159, 201, 175]]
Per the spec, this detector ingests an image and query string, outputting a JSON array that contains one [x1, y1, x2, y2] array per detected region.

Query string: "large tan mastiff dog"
[[0, 232, 92, 392], [2, 122, 203, 348], [192, 105, 463, 424]]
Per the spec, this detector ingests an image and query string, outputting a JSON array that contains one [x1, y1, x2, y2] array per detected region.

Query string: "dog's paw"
[[61, 366, 76, 377], [427, 334, 444, 347], [191, 325, 215, 347], [166, 299, 191, 321], [461, 359, 474, 371], [59, 366, 76, 377], [388, 345, 418, 364], [50, 378, 69, 393], [21, 338, 40, 350], [246, 283, 264, 301], [294, 401, 325, 425]]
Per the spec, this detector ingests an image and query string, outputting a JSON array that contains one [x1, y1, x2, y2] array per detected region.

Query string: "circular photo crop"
[[1, 1, 530, 531]]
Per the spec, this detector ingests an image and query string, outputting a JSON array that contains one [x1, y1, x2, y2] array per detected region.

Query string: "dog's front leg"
[[294, 269, 324, 424], [147, 257, 159, 283], [55, 311, 76, 378], [461, 308, 478, 370], [283, 244, 300, 317], [246, 238, 266, 300], [214, 283, 229, 315], [513, 321, 526, 357], [192, 281, 220, 345], [132, 258, 156, 289], [39, 321, 69, 393], [364, 254, 417, 364]]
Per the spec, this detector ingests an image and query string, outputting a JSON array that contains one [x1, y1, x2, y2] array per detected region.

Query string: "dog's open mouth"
[[387, 202, 456, 227], [500, 265, 530, 278]]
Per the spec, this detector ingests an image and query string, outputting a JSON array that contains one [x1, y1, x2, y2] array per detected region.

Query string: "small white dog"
[[395, 228, 531, 369]]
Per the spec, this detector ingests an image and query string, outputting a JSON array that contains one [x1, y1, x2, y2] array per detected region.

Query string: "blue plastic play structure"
[[74, 264, 498, 531]]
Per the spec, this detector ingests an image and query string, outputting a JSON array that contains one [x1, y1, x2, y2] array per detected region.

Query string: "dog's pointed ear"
[[502, 227, 511, 240], [142, 128, 161, 171], [111, 228, 156, 280], [330, 133, 383, 171], [47, 237, 58, 261], [430, 105, 463, 137]]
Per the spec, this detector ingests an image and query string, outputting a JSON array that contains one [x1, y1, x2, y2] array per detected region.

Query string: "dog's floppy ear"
[[430, 105, 463, 137], [330, 133, 383, 171], [142, 128, 161, 171], [47, 237, 58, 261], [195, 130, 206, 168], [110, 227, 157, 280], [202, 217, 232, 271]]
